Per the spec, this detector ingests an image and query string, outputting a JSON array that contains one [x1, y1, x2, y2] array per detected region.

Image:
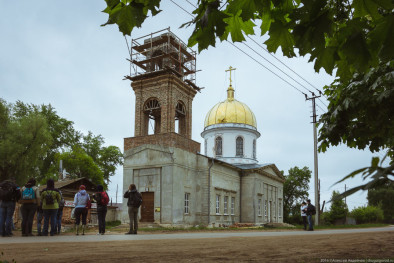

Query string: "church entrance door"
[[140, 192, 154, 222]]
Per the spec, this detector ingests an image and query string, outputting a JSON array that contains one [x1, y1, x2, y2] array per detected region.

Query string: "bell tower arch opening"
[[143, 98, 161, 135], [175, 101, 186, 135]]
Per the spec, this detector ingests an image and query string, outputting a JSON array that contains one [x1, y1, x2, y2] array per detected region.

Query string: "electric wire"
[[230, 42, 307, 96], [173, 0, 328, 106], [184, 0, 197, 8], [170, 0, 194, 17], [242, 41, 315, 94], [247, 36, 327, 97]]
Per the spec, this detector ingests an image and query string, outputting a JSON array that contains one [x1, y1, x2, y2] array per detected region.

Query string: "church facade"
[[122, 30, 284, 226]]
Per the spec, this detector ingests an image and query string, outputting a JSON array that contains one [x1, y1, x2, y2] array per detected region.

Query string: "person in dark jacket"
[[0, 179, 21, 237], [20, 178, 40, 236], [124, 184, 142, 235], [306, 199, 315, 231], [93, 185, 109, 235]]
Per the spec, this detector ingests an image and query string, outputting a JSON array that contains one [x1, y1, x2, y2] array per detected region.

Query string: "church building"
[[122, 29, 284, 226]]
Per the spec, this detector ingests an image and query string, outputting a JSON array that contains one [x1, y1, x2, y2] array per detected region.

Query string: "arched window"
[[175, 101, 186, 135], [253, 139, 256, 159], [204, 139, 207, 155], [143, 98, 161, 135], [215, 136, 223, 157], [236, 136, 243, 157]]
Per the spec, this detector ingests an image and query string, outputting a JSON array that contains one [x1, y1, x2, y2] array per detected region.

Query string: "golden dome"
[[204, 85, 257, 128]]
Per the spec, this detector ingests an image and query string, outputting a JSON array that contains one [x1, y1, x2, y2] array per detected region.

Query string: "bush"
[[350, 206, 384, 224]]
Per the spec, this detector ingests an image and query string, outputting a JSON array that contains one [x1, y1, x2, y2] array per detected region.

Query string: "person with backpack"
[[0, 178, 21, 237], [19, 178, 40, 237], [301, 201, 308, 231], [93, 185, 109, 235], [73, 185, 90, 235], [54, 189, 64, 235], [306, 199, 316, 231], [41, 179, 61, 236], [124, 184, 142, 235]]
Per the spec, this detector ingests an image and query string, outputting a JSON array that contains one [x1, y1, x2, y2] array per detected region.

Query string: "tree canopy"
[[102, 0, 394, 194], [283, 166, 311, 224], [0, 99, 123, 188]]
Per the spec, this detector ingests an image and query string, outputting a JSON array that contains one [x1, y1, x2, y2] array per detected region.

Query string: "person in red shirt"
[[93, 185, 109, 235]]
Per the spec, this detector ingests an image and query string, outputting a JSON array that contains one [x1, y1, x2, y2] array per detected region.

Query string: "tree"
[[0, 98, 123, 187], [80, 131, 124, 184], [283, 166, 312, 224], [367, 182, 394, 223], [325, 191, 348, 224], [0, 99, 52, 184], [50, 146, 105, 187], [11, 101, 81, 182], [101, 0, 394, 195]]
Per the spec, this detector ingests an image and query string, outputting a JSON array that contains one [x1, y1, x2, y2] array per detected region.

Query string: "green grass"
[[106, 220, 122, 227], [293, 223, 389, 229], [137, 223, 390, 232]]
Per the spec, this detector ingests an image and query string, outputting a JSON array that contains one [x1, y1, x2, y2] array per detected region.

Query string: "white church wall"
[[210, 163, 240, 225], [202, 125, 259, 164], [241, 172, 284, 224]]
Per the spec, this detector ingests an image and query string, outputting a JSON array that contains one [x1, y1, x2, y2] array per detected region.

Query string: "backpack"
[[22, 187, 35, 200], [58, 190, 65, 208], [45, 190, 55, 205], [95, 192, 109, 206], [0, 182, 15, 201], [131, 192, 142, 208], [310, 205, 316, 215]]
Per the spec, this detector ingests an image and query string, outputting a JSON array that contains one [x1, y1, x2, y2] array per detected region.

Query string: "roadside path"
[[1, 226, 393, 244]]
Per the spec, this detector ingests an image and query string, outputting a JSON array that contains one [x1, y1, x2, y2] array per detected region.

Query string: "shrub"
[[350, 206, 384, 224]]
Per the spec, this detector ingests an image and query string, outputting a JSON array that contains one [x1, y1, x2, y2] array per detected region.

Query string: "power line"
[[184, 0, 197, 8], [170, 0, 194, 17], [247, 36, 327, 98], [242, 41, 314, 94], [230, 42, 307, 96]]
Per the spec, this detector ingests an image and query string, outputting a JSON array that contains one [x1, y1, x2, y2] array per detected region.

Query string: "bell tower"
[[124, 28, 201, 153]]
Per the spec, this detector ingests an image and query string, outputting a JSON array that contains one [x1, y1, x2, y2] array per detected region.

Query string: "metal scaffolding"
[[125, 28, 197, 84]]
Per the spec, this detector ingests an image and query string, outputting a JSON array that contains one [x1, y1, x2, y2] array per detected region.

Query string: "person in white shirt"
[[301, 201, 307, 230]]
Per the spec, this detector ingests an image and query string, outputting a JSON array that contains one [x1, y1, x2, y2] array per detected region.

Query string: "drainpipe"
[[208, 157, 214, 225]]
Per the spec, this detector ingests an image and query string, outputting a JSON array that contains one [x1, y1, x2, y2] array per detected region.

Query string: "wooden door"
[[140, 192, 154, 222]]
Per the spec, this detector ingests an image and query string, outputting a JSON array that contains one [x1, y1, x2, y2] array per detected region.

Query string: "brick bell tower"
[[124, 28, 201, 153]]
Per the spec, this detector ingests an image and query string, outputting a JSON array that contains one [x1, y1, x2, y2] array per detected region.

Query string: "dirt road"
[[1, 230, 393, 262]]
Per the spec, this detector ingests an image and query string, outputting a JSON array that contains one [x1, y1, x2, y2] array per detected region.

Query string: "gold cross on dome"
[[225, 66, 236, 86]]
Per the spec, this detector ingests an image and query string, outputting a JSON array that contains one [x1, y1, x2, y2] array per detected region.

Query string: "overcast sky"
[[0, 1, 385, 211]]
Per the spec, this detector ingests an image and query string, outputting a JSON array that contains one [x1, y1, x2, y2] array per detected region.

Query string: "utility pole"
[[344, 184, 347, 206], [116, 184, 118, 204], [306, 92, 321, 226]]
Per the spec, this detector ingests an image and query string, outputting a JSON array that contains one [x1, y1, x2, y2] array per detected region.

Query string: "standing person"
[[41, 179, 61, 236], [301, 201, 308, 230], [20, 178, 40, 236], [36, 202, 44, 236], [0, 179, 21, 237], [93, 185, 109, 235], [306, 199, 316, 231], [73, 185, 90, 235], [124, 184, 142, 235], [54, 190, 64, 235]]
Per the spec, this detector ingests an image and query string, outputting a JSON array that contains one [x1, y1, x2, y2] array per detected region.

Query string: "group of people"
[[301, 199, 316, 231], [0, 178, 110, 237]]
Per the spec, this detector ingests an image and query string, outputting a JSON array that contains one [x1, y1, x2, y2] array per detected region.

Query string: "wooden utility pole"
[[306, 92, 321, 226]]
